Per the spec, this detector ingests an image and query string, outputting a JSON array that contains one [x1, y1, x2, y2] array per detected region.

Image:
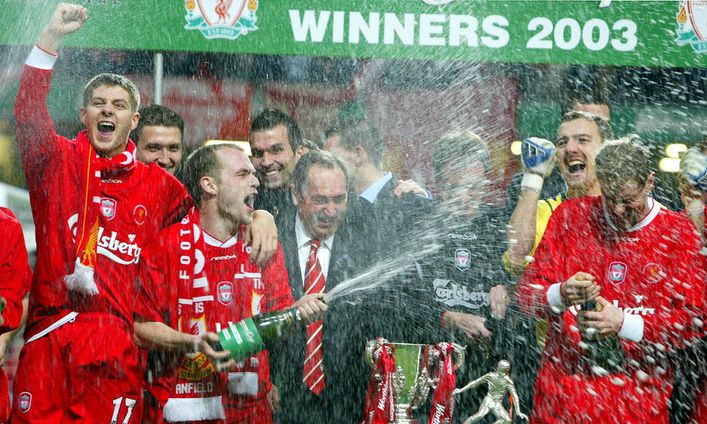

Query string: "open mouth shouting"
[[96, 121, 116, 139], [567, 159, 586, 175], [244, 192, 257, 212]]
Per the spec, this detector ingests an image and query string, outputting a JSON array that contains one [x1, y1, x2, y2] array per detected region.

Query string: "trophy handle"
[[365, 338, 391, 368], [451, 343, 466, 371]]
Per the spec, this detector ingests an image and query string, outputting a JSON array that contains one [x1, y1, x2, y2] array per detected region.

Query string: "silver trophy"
[[364, 339, 465, 424]]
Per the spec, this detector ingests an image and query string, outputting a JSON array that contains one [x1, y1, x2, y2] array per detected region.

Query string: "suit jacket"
[[352, 176, 433, 261], [270, 211, 373, 423]]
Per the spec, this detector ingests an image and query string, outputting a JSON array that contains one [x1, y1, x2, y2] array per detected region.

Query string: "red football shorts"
[[11, 313, 142, 423]]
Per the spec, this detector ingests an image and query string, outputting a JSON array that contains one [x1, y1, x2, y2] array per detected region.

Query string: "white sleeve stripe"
[[546, 283, 564, 311], [26, 46, 57, 70], [618, 313, 644, 342]]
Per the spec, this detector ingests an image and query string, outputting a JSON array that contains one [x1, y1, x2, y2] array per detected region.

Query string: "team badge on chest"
[[607, 261, 628, 285], [17, 392, 32, 413], [455, 248, 471, 271], [100, 198, 117, 220], [217, 281, 234, 305]]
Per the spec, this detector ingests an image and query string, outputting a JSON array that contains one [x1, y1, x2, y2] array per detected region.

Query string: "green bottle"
[[581, 300, 625, 373], [216, 308, 303, 361]]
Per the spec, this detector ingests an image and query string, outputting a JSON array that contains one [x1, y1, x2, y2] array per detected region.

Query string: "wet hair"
[[560, 90, 610, 116], [299, 138, 320, 152], [134, 105, 185, 143], [560, 111, 614, 142], [83, 73, 140, 113], [249, 108, 302, 152], [181, 143, 244, 205], [432, 130, 491, 181], [331, 119, 384, 168], [595, 135, 652, 188], [699, 135, 707, 153], [292, 150, 350, 198]]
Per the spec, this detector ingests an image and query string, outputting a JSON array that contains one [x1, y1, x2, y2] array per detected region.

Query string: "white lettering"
[[174, 382, 214, 395], [449, 15, 478, 47], [419, 14, 446, 46], [332, 11, 345, 43], [95, 227, 141, 265], [481, 15, 509, 48], [433, 279, 489, 309], [349, 12, 380, 44], [384, 13, 416, 45], [289, 10, 331, 42]]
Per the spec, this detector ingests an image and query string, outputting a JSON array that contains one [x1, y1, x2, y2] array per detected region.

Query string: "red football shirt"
[[517, 196, 705, 423], [137, 221, 293, 409], [14, 64, 191, 338]]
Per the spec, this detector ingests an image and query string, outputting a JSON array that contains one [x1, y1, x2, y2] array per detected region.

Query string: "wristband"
[[521, 173, 544, 193], [687, 199, 704, 216]]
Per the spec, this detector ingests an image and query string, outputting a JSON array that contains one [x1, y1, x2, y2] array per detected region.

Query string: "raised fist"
[[680, 147, 707, 191], [520, 137, 556, 192], [46, 3, 88, 37]]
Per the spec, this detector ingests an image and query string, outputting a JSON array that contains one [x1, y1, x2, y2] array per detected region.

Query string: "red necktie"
[[303, 239, 326, 395]]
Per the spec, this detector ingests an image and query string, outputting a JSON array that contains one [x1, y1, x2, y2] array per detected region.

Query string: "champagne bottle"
[[215, 308, 303, 361], [580, 300, 625, 373]]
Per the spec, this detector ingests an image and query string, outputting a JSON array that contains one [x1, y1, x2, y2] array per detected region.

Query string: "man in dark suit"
[[323, 119, 432, 260], [249, 108, 310, 229], [271, 150, 371, 423]]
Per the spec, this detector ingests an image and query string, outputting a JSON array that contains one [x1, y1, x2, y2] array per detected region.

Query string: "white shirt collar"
[[202, 230, 239, 248], [603, 196, 661, 232], [359, 172, 392, 203], [294, 214, 335, 251]]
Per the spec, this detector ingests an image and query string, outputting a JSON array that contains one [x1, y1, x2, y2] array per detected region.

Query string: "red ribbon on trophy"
[[362, 340, 397, 424], [428, 342, 456, 424]]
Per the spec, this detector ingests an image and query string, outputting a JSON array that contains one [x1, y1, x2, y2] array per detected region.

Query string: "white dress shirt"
[[295, 214, 335, 286]]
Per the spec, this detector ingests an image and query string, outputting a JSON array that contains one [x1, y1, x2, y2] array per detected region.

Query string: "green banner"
[[0, 0, 705, 67]]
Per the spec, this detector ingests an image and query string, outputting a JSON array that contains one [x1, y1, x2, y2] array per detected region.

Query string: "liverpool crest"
[[455, 248, 471, 271], [100, 198, 117, 220], [676, 0, 707, 53], [184, 0, 259, 40], [607, 261, 627, 286]]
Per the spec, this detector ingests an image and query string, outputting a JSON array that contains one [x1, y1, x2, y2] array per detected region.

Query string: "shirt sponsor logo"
[[218, 281, 234, 305], [455, 248, 471, 271], [607, 261, 627, 285], [433, 278, 489, 309], [97, 227, 142, 265], [68, 214, 142, 265], [100, 197, 117, 220], [17, 392, 31, 413], [569, 299, 655, 316]]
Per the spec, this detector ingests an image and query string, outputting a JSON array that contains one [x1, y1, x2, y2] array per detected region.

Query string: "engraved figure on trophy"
[[453, 360, 528, 424]]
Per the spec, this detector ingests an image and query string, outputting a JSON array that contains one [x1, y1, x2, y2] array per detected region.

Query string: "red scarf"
[[64, 132, 136, 295], [362, 339, 397, 424], [428, 343, 456, 424], [163, 207, 225, 422]]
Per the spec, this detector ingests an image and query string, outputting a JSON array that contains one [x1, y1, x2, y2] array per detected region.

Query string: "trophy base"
[[395, 405, 418, 424]]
